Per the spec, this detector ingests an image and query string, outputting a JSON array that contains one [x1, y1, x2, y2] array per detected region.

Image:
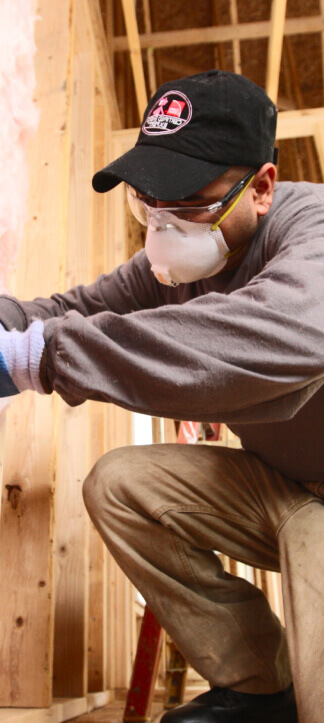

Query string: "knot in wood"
[[5, 484, 22, 510]]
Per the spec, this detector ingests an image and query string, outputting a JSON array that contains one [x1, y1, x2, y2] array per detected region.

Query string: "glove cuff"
[[7, 320, 46, 394]]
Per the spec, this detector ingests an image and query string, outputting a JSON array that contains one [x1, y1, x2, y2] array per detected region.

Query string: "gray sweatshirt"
[[0, 182, 323, 484]]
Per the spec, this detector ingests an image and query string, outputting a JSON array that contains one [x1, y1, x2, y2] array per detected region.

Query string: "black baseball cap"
[[92, 69, 277, 201]]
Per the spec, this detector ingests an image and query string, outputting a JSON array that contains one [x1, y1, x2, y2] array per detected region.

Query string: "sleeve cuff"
[[0, 296, 28, 331]]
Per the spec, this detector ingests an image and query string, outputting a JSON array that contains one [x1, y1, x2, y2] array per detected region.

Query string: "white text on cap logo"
[[142, 91, 192, 136]]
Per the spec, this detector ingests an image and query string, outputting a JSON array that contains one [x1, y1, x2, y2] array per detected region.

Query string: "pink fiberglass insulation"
[[0, 0, 39, 295]]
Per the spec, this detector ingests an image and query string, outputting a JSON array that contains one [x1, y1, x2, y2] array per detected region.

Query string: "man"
[[0, 70, 322, 722]]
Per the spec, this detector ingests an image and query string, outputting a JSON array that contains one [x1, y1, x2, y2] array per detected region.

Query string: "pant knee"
[[83, 444, 156, 519], [83, 447, 125, 510]]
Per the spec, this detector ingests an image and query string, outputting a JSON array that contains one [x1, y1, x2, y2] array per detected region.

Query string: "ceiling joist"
[[277, 107, 324, 139], [114, 15, 324, 52]]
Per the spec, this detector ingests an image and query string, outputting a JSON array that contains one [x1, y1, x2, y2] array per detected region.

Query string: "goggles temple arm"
[[211, 171, 256, 230], [214, 168, 257, 210]]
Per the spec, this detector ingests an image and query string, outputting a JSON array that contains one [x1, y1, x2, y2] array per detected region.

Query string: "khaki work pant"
[[83, 443, 324, 723]]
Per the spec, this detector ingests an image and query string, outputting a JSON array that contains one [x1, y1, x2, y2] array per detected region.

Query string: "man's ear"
[[252, 163, 277, 218]]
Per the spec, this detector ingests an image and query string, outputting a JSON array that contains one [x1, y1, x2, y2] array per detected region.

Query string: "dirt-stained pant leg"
[[278, 501, 324, 723], [82, 443, 322, 718]]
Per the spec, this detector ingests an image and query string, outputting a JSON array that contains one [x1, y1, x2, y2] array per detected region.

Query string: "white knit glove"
[[0, 320, 46, 396]]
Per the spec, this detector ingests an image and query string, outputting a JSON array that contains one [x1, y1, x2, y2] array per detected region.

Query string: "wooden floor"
[[69, 687, 208, 723], [68, 697, 164, 723]]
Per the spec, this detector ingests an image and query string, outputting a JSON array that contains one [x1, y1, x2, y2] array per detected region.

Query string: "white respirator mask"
[[126, 170, 255, 287], [145, 212, 230, 286]]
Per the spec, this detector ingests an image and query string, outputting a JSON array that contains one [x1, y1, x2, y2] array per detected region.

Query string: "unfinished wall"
[[0, 0, 139, 717], [1, 1, 324, 719]]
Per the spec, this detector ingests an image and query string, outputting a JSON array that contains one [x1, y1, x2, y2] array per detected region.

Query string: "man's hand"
[[0, 321, 46, 397]]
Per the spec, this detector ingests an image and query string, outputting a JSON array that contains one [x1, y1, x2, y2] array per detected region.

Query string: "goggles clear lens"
[[126, 169, 257, 227], [126, 185, 223, 226]]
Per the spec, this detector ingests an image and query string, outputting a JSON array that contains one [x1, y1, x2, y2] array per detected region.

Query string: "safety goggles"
[[126, 168, 257, 226]]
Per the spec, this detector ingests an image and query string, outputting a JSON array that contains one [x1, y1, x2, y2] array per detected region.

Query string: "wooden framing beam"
[[276, 107, 324, 139], [114, 15, 324, 52], [87, 77, 108, 695], [120, 0, 148, 119], [320, 0, 324, 103], [102, 0, 115, 69], [266, 0, 288, 104], [314, 121, 324, 179], [109, 106, 324, 142], [0, 0, 73, 707], [103, 128, 137, 688], [52, 0, 93, 697], [230, 0, 241, 75], [82, 0, 121, 129], [0, 691, 113, 723], [142, 0, 157, 97]]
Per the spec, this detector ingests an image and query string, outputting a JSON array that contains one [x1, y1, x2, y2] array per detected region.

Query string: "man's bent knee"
[[82, 444, 154, 517]]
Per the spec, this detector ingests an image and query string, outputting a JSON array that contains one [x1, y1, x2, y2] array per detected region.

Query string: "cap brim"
[[92, 144, 231, 201]]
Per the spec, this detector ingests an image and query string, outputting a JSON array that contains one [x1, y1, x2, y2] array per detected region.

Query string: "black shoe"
[[160, 684, 298, 722]]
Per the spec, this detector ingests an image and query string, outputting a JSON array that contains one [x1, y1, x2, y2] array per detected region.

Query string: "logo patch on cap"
[[142, 91, 192, 135]]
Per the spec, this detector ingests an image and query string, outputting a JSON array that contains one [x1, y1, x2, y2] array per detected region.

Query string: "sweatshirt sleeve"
[[0, 251, 165, 331], [41, 208, 324, 424]]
